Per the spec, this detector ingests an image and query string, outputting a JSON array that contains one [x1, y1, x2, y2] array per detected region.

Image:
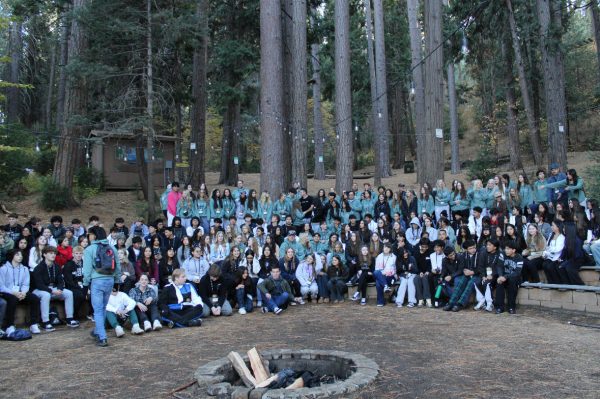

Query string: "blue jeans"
[[199, 217, 210, 235], [264, 292, 290, 312], [316, 274, 329, 298], [374, 270, 394, 305], [91, 277, 114, 341], [236, 288, 254, 312]]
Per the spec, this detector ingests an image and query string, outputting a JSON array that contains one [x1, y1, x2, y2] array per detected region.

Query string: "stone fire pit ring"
[[195, 349, 379, 399]]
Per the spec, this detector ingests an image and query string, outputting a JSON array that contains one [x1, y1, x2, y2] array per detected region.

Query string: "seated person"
[[443, 240, 480, 312], [32, 246, 80, 330], [257, 264, 294, 315], [62, 246, 87, 318], [495, 241, 524, 315], [296, 254, 318, 302], [198, 265, 233, 317], [182, 246, 210, 292], [327, 255, 348, 303], [106, 283, 144, 337], [0, 249, 42, 334], [158, 268, 204, 328], [117, 249, 137, 293], [233, 267, 253, 315], [129, 274, 162, 331]]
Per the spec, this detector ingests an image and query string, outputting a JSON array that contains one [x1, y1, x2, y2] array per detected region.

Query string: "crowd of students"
[[0, 163, 597, 345]]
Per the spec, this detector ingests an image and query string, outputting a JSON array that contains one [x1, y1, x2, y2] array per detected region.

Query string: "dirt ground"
[[1, 303, 599, 399], [3, 150, 597, 226]]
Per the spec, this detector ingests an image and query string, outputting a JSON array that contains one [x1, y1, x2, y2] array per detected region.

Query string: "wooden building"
[[90, 130, 176, 189]]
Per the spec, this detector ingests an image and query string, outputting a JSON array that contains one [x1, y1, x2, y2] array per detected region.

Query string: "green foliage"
[[0, 145, 36, 183], [39, 178, 71, 211], [467, 135, 497, 182], [585, 138, 600, 202], [74, 167, 105, 202], [33, 148, 56, 175], [20, 173, 46, 193]]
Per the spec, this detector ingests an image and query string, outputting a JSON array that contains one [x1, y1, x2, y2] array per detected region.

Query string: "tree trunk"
[[145, 0, 156, 220], [260, 0, 286, 197], [421, 0, 444, 185], [407, 0, 426, 180], [7, 21, 22, 124], [55, 10, 70, 133], [536, 0, 567, 170], [592, 1, 600, 82], [447, 62, 460, 174], [135, 130, 149, 200], [52, 0, 87, 207], [188, 0, 208, 188], [281, 0, 293, 189], [310, 19, 326, 180], [373, 0, 391, 178], [391, 84, 407, 169], [334, 0, 354, 193], [290, 0, 308, 189], [364, 0, 381, 184], [502, 39, 523, 170], [219, 101, 241, 186], [45, 40, 57, 131], [505, 0, 543, 167], [175, 102, 184, 181]]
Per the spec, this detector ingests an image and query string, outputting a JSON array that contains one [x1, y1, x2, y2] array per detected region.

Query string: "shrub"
[[39, 179, 71, 211], [33, 148, 57, 176], [0, 145, 36, 184], [467, 138, 497, 182], [75, 167, 105, 190]]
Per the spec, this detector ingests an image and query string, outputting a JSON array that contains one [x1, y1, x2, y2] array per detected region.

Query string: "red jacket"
[[56, 245, 73, 268]]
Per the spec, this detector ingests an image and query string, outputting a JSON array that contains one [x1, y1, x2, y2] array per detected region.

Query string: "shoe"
[[417, 300, 424, 307], [297, 298, 306, 305], [44, 323, 56, 332], [167, 320, 175, 328], [6, 325, 16, 336], [238, 308, 247, 315], [485, 304, 494, 312], [51, 317, 62, 326], [317, 298, 323, 304], [474, 300, 485, 311], [434, 301, 439, 308], [274, 307, 283, 315], [96, 339, 108, 347], [261, 307, 268, 313], [153, 320, 162, 330], [376, 303, 384, 307], [0, 329, 5, 339], [86, 315, 94, 321], [257, 301, 262, 307], [131, 324, 144, 334], [187, 319, 202, 327], [30, 324, 41, 334], [407, 302, 415, 308], [332, 299, 338, 304], [115, 326, 125, 338], [144, 320, 152, 332], [508, 308, 516, 314], [66, 319, 80, 328], [290, 301, 297, 306], [352, 291, 360, 301], [90, 329, 98, 339], [396, 303, 403, 308], [451, 305, 462, 312], [360, 298, 367, 305], [339, 299, 345, 303], [426, 299, 432, 308], [383, 285, 391, 293], [323, 298, 330, 303], [443, 304, 452, 311], [495, 308, 504, 314]]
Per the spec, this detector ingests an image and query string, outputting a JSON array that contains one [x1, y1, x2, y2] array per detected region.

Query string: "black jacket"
[[62, 260, 85, 291], [477, 249, 504, 278], [457, 251, 479, 277], [415, 249, 433, 273], [198, 274, 227, 307], [32, 261, 65, 292], [441, 256, 461, 280]]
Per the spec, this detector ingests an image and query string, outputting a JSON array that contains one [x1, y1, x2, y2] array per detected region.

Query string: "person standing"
[[167, 182, 182, 227], [83, 227, 121, 347]]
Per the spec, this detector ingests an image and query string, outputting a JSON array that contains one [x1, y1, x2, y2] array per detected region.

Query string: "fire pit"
[[194, 349, 379, 399]]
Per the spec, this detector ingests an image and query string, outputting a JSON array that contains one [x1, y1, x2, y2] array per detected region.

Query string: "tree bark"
[[391, 84, 407, 169], [536, 0, 567, 170], [364, 0, 381, 184], [290, 0, 308, 189], [334, 0, 354, 193], [447, 62, 460, 174], [260, 0, 286, 197], [188, 0, 208, 188], [175, 102, 184, 181], [55, 10, 70, 133], [52, 0, 87, 206], [145, 0, 156, 220], [310, 16, 325, 180], [505, 0, 543, 167], [407, 0, 426, 180], [422, 0, 444, 185], [281, 0, 293, 189], [7, 21, 22, 124], [592, 1, 600, 82], [372, 0, 391, 178], [219, 100, 241, 186], [502, 39, 523, 170], [45, 40, 57, 131]]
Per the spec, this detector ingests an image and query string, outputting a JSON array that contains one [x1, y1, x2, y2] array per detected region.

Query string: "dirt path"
[[1, 304, 599, 399]]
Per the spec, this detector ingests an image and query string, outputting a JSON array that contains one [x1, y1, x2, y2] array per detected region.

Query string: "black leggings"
[[357, 272, 374, 298], [0, 292, 40, 327], [161, 305, 204, 326]]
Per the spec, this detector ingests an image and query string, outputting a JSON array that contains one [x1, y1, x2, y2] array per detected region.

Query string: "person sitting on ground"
[[158, 268, 203, 328], [129, 274, 162, 332], [106, 283, 144, 337], [257, 264, 294, 315], [198, 264, 233, 317], [32, 246, 80, 330], [233, 266, 253, 315], [495, 241, 524, 314], [182, 246, 209, 292], [296, 254, 319, 302], [0, 249, 42, 335], [326, 255, 348, 303], [443, 240, 479, 312]]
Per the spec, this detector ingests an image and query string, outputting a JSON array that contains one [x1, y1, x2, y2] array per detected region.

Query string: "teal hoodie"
[[83, 239, 121, 287]]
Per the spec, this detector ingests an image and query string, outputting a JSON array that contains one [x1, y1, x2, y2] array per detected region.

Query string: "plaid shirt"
[[128, 286, 157, 304]]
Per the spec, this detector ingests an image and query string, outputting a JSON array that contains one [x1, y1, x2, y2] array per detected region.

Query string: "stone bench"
[[13, 301, 90, 327], [517, 282, 600, 313]]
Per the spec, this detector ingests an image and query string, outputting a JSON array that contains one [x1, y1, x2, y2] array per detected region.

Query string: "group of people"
[[0, 163, 597, 345]]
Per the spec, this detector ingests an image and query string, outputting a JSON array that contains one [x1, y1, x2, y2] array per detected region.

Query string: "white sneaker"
[[115, 326, 125, 338], [352, 291, 360, 301], [30, 324, 41, 334], [474, 300, 485, 311], [417, 300, 424, 307], [143, 320, 152, 332], [238, 308, 247, 315], [396, 303, 403, 308], [152, 320, 162, 330], [485, 304, 494, 312], [131, 324, 144, 335], [407, 302, 415, 308], [383, 285, 391, 293], [360, 298, 367, 305], [426, 299, 432, 308], [6, 325, 16, 336], [257, 301, 262, 307], [297, 298, 306, 305]]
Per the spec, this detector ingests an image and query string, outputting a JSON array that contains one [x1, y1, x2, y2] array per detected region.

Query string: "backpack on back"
[[95, 242, 116, 275]]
